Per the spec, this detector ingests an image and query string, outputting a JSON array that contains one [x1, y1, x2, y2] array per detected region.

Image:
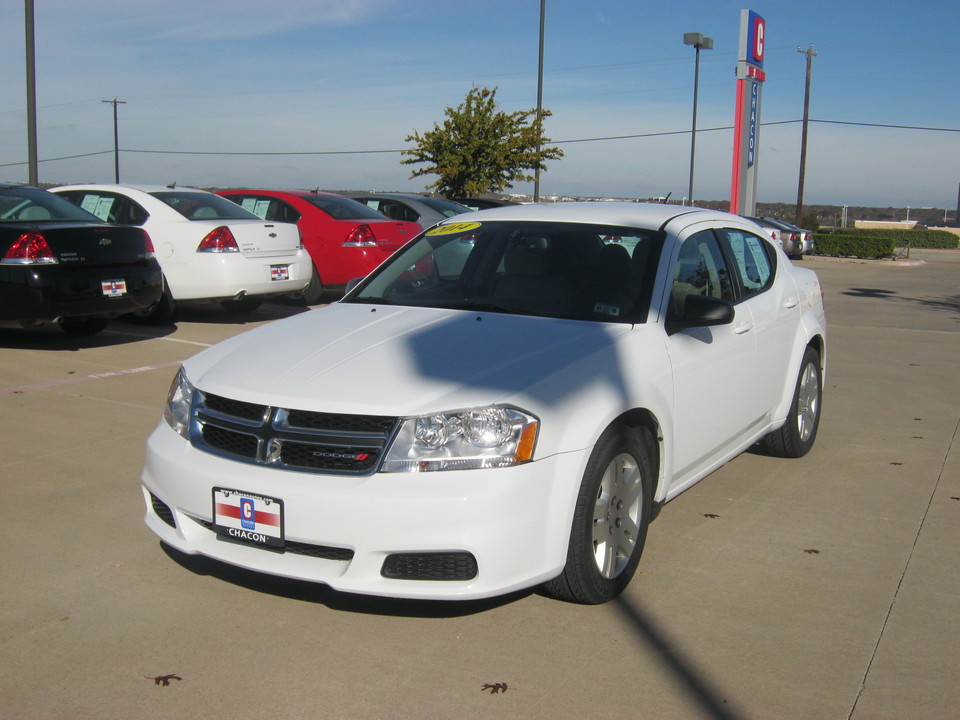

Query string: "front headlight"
[[381, 406, 538, 473], [162, 367, 195, 439]]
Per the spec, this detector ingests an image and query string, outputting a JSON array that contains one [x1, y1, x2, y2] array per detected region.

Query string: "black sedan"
[[1, 184, 163, 335]]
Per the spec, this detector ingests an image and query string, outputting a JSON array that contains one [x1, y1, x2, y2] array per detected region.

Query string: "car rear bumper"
[[167, 250, 311, 301], [0, 261, 162, 321], [141, 422, 585, 601]]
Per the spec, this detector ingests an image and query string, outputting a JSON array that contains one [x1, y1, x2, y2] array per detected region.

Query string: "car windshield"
[[0, 186, 104, 223], [346, 220, 664, 324], [151, 191, 263, 221], [304, 195, 390, 221]]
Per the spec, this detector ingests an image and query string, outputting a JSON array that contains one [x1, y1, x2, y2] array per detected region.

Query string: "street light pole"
[[795, 45, 817, 226], [684, 33, 713, 206], [102, 98, 126, 183]]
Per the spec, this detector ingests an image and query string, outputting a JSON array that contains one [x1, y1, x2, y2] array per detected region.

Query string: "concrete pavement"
[[0, 251, 957, 719]]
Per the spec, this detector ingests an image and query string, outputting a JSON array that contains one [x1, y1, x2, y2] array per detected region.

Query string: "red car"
[[218, 190, 421, 303]]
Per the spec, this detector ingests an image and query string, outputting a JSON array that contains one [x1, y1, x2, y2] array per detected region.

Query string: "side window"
[[670, 230, 735, 315], [234, 195, 300, 223], [720, 229, 775, 298], [72, 192, 148, 226], [379, 200, 418, 223]]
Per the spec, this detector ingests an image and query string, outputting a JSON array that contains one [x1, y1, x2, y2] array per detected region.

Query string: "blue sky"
[[1, 0, 957, 209]]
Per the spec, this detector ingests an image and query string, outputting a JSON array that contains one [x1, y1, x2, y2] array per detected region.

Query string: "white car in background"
[[142, 203, 826, 604], [51, 184, 310, 322]]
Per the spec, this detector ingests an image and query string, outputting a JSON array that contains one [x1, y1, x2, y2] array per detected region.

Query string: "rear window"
[[303, 195, 388, 221], [151, 191, 262, 221], [418, 197, 471, 217], [0, 186, 103, 223]]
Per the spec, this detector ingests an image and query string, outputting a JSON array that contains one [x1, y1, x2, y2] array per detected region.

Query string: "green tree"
[[401, 87, 563, 197]]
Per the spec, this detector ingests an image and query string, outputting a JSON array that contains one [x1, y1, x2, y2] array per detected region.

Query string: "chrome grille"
[[192, 391, 399, 474]]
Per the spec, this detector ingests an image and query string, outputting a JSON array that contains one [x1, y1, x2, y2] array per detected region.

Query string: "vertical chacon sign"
[[730, 9, 766, 216]]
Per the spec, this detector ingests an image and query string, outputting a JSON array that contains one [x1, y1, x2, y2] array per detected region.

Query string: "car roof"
[[52, 183, 211, 195], [439, 201, 738, 230], [220, 189, 342, 199], [350, 192, 432, 200]]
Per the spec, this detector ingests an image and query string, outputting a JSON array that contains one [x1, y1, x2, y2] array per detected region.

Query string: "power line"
[[1, 118, 956, 168]]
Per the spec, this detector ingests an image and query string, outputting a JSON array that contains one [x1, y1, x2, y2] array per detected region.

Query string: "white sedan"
[[51, 184, 310, 321], [141, 203, 826, 604]]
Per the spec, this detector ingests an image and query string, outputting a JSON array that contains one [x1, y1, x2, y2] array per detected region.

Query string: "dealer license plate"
[[270, 264, 289, 281], [101, 279, 127, 297], [212, 487, 284, 548]]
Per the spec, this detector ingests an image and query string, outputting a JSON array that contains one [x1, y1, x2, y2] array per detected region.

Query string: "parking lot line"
[[0, 360, 182, 395]]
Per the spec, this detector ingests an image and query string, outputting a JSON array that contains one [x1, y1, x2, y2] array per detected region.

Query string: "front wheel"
[[544, 424, 655, 604], [759, 345, 822, 458]]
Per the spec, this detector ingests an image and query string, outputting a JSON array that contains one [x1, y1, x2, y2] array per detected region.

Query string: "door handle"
[[733, 322, 753, 335], [785, 297, 799, 309]]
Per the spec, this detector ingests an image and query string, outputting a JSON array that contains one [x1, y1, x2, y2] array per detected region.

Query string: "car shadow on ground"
[[0, 318, 176, 350], [160, 542, 531, 617], [168, 298, 313, 326], [842, 287, 960, 318]]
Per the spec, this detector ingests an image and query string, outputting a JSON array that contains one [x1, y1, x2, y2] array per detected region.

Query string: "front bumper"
[[141, 422, 586, 600]]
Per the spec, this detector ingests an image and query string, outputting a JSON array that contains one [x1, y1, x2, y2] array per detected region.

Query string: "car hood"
[[183, 303, 633, 417]]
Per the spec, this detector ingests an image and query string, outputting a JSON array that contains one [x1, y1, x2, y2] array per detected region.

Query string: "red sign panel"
[[748, 11, 765, 67]]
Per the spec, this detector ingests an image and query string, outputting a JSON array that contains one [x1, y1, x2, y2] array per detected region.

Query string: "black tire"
[[129, 285, 176, 324], [220, 296, 263, 313], [759, 345, 822, 458], [59, 316, 109, 336], [298, 264, 324, 305], [544, 424, 655, 604]]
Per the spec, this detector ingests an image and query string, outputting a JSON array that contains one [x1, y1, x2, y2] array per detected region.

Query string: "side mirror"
[[344, 277, 365, 296], [667, 295, 735, 334]]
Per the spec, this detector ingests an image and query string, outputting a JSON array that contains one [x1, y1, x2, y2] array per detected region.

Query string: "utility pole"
[[533, 0, 545, 203], [102, 98, 126, 183], [795, 45, 817, 226], [25, 0, 38, 185]]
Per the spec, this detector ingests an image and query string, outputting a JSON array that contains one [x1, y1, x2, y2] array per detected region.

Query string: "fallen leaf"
[[703, 513, 720, 519], [147, 674, 182, 687], [804, 549, 820, 554], [481, 682, 508, 694]]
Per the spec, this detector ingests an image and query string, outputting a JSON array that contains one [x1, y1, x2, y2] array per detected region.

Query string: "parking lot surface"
[[1, 250, 958, 719]]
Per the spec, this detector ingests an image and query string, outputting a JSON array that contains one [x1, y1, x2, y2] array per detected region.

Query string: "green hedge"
[[812, 228, 958, 258], [812, 233, 896, 258]]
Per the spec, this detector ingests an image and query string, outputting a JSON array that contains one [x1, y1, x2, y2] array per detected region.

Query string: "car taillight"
[[343, 224, 378, 247], [143, 230, 156, 258], [197, 226, 240, 253], [1, 231, 58, 264]]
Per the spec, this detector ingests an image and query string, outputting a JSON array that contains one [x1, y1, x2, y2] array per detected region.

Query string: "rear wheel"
[[129, 285, 176, 324], [298, 264, 324, 305], [544, 424, 654, 604], [760, 345, 822, 458], [59, 316, 109, 336], [220, 296, 263, 313]]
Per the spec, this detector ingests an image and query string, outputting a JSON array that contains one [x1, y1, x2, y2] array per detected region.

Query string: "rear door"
[[719, 227, 800, 414]]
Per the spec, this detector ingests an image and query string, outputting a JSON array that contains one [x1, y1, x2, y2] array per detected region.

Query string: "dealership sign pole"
[[730, 9, 766, 216]]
